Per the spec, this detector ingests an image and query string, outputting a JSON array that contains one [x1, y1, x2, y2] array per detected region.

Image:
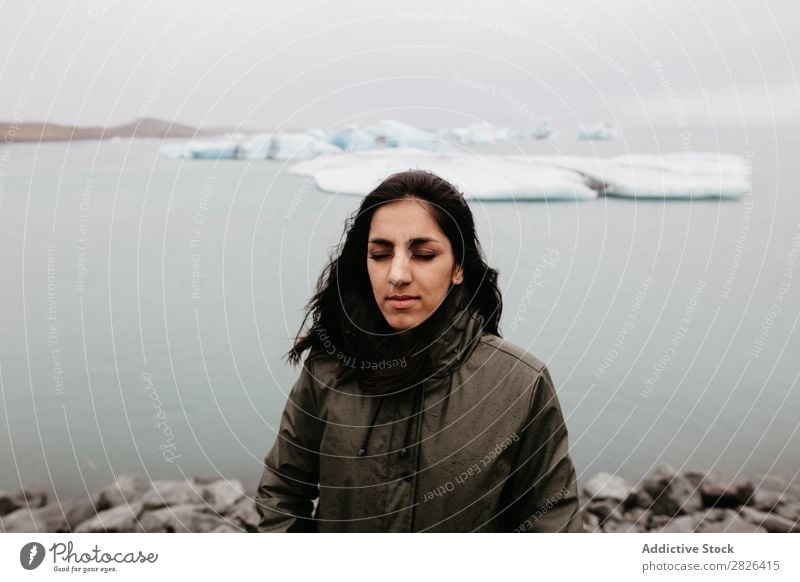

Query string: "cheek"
[[367, 262, 384, 292], [420, 264, 453, 300]]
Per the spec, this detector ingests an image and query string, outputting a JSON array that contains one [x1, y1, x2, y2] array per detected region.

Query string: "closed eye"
[[368, 251, 438, 261]]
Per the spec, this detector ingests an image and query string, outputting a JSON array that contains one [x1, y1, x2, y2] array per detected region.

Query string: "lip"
[[386, 295, 420, 309]]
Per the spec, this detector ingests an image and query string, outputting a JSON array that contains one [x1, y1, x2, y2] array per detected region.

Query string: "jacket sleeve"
[[500, 365, 584, 532], [255, 357, 324, 532]]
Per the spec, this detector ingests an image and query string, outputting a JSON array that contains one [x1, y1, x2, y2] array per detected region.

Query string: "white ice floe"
[[290, 148, 597, 200], [290, 149, 749, 201], [536, 153, 750, 199]]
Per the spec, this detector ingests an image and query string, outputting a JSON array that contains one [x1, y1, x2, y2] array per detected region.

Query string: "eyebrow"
[[368, 237, 440, 246]]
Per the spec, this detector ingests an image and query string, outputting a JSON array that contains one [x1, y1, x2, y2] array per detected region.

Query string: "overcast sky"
[[1, 0, 798, 130]]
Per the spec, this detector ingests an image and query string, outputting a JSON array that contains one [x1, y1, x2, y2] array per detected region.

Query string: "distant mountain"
[[0, 117, 235, 143]]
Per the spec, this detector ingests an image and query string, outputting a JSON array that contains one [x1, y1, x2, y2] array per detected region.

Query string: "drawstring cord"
[[357, 396, 385, 457], [399, 384, 423, 458]]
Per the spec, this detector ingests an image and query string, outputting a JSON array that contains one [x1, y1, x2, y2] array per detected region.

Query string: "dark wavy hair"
[[285, 170, 502, 394]]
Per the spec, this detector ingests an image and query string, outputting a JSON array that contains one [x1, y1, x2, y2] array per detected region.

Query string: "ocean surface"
[[1, 127, 799, 499]]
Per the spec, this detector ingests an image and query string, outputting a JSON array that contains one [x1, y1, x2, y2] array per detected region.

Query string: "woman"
[[255, 170, 583, 532]]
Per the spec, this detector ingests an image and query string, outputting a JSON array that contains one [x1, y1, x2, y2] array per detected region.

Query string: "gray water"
[[1, 127, 798, 499]]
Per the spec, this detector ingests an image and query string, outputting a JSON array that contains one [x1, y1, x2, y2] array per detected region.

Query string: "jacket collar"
[[356, 304, 487, 458], [425, 305, 486, 379]]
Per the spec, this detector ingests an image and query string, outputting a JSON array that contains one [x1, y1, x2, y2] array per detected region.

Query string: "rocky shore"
[[580, 466, 800, 533], [0, 476, 258, 533], [2, 466, 798, 533]]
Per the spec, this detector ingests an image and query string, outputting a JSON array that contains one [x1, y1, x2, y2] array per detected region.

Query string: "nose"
[[388, 254, 412, 287]]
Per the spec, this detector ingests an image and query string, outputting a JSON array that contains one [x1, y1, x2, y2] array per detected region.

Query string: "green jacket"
[[255, 308, 583, 532]]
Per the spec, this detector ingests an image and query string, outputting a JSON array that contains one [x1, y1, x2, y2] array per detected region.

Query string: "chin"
[[385, 308, 441, 331], [384, 313, 422, 331]]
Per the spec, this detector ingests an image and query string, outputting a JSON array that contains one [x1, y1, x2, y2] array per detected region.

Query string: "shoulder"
[[473, 333, 548, 376], [460, 335, 561, 426], [457, 333, 553, 403], [285, 349, 342, 400], [472, 335, 564, 421], [301, 347, 341, 380]]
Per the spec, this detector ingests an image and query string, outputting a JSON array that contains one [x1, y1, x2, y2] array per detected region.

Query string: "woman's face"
[[367, 198, 463, 331]]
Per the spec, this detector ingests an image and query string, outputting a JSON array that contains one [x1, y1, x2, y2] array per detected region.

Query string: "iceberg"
[[290, 150, 749, 201], [159, 143, 191, 160], [326, 125, 377, 151], [263, 132, 341, 160], [159, 131, 340, 161], [305, 127, 327, 141], [158, 139, 242, 160], [436, 120, 557, 144], [362, 119, 449, 153], [436, 121, 524, 146], [159, 119, 567, 162], [239, 133, 274, 160], [578, 122, 621, 141], [532, 118, 556, 139]]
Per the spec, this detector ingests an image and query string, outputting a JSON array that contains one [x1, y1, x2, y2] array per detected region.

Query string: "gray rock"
[[773, 503, 800, 522], [0, 491, 13, 516], [696, 507, 730, 524], [65, 497, 98, 531], [625, 488, 654, 510], [739, 506, 800, 533], [655, 514, 697, 533], [647, 514, 672, 531], [74, 502, 144, 533], [748, 475, 800, 510], [139, 480, 204, 510], [212, 523, 245, 533], [24, 487, 48, 508], [642, 465, 675, 498], [786, 481, 800, 504], [1, 504, 69, 532], [582, 511, 601, 532], [94, 474, 152, 510], [139, 504, 232, 533], [604, 519, 643, 533], [587, 498, 624, 524], [193, 475, 225, 486], [748, 489, 782, 511], [696, 509, 766, 533], [643, 465, 703, 516], [0, 487, 48, 516], [226, 497, 260, 532], [202, 479, 246, 514], [583, 472, 632, 502], [689, 470, 753, 509], [623, 507, 650, 530]]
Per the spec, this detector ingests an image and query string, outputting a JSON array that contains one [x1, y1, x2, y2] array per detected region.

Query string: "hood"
[[357, 304, 487, 459]]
